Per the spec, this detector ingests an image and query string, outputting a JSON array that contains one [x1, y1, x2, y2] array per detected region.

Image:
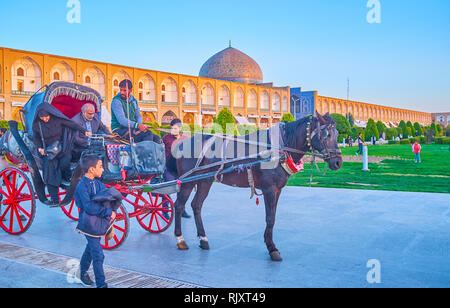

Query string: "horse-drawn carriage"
[[0, 81, 343, 261], [0, 82, 174, 249]]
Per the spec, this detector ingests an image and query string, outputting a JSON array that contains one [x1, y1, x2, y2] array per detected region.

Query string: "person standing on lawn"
[[411, 140, 422, 163], [356, 133, 363, 156]]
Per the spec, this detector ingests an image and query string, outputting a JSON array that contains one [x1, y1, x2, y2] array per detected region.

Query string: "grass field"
[[287, 144, 450, 194]]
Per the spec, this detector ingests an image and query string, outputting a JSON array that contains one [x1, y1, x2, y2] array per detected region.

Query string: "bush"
[[400, 139, 411, 144], [351, 127, 364, 140], [376, 121, 386, 137], [330, 113, 351, 136], [436, 124, 443, 136], [388, 140, 399, 145], [434, 137, 450, 144], [399, 120, 409, 139], [364, 118, 379, 142], [237, 124, 258, 136], [0, 120, 24, 131], [385, 127, 399, 140], [446, 127, 450, 137], [144, 122, 162, 137], [215, 107, 236, 135], [409, 137, 422, 144], [281, 113, 295, 123], [413, 122, 423, 136], [338, 134, 348, 143]]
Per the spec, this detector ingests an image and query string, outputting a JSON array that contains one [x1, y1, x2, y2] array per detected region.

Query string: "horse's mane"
[[282, 116, 312, 149]]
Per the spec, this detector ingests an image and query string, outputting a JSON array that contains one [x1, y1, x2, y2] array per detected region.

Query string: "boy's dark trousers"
[[80, 235, 107, 288]]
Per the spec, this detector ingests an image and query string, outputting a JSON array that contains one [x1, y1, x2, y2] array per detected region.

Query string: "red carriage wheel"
[[61, 199, 80, 221], [58, 188, 80, 221], [55, 188, 80, 221], [128, 191, 174, 233], [101, 204, 129, 250], [0, 167, 36, 235]]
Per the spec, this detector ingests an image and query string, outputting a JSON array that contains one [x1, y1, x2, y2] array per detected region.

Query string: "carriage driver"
[[110, 79, 161, 144]]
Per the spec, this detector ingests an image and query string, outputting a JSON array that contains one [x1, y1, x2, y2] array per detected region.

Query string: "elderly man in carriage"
[[71, 103, 111, 161]]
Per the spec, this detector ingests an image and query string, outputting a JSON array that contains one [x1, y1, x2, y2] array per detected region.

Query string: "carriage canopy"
[[22, 82, 103, 137]]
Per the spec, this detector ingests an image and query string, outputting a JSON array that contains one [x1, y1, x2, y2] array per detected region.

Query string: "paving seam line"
[[0, 241, 206, 288]]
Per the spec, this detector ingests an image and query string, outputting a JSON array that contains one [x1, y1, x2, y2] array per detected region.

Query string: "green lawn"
[[287, 144, 450, 194]]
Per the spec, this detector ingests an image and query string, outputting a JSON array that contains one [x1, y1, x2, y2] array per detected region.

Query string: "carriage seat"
[[106, 144, 131, 168]]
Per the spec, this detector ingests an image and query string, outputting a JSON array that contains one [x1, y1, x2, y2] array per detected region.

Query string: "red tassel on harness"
[[256, 198, 260, 206]]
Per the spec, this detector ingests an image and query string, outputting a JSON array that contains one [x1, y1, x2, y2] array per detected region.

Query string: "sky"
[[1, 0, 449, 113]]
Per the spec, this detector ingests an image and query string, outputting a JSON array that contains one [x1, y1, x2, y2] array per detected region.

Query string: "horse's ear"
[[316, 111, 326, 125]]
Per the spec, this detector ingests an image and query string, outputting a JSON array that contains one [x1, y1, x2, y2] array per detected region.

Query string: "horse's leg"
[[263, 188, 283, 262], [174, 183, 195, 250], [190, 180, 214, 250]]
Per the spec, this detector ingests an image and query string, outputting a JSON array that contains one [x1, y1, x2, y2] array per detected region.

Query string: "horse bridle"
[[306, 116, 342, 161]]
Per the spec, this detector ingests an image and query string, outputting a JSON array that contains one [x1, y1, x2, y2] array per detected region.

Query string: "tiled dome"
[[199, 46, 263, 84]]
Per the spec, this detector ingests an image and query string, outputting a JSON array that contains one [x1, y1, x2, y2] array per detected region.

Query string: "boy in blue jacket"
[[75, 155, 116, 288]]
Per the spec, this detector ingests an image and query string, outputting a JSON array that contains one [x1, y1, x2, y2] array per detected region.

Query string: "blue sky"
[[1, 0, 449, 112]]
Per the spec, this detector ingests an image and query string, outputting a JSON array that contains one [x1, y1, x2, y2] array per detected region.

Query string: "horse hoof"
[[199, 240, 210, 250], [269, 251, 283, 262], [177, 241, 189, 250]]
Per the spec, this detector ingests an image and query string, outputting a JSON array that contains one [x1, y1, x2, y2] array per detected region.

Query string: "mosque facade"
[[0, 46, 432, 129]]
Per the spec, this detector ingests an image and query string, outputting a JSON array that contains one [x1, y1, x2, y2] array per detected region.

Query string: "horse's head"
[[310, 112, 343, 171]]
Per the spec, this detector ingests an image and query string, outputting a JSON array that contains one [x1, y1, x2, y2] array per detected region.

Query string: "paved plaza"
[[0, 185, 449, 288]]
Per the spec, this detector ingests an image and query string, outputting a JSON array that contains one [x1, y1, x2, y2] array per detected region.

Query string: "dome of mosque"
[[199, 45, 263, 84]]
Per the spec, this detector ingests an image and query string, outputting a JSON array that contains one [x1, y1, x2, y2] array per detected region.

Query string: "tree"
[[351, 126, 365, 140], [215, 107, 236, 135], [346, 113, 355, 127], [406, 121, 415, 136], [399, 120, 409, 139], [365, 118, 379, 142], [436, 124, 443, 136], [376, 121, 386, 138], [385, 127, 399, 140], [330, 113, 351, 136], [413, 122, 423, 136], [281, 113, 295, 122]]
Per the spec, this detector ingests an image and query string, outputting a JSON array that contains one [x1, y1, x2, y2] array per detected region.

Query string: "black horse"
[[172, 112, 343, 261]]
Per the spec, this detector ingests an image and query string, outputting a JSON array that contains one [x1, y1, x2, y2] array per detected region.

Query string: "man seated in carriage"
[[110, 79, 161, 144], [72, 103, 111, 160]]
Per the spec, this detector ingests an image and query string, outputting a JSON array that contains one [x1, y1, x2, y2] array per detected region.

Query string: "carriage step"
[[0, 241, 206, 288]]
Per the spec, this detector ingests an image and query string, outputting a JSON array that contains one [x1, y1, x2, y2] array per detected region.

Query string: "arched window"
[[113, 79, 119, 87], [85, 76, 91, 84], [139, 82, 143, 89], [17, 68, 24, 77], [162, 85, 166, 91], [53, 72, 60, 81]]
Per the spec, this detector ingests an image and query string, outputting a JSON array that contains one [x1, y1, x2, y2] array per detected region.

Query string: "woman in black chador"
[[32, 103, 91, 206]]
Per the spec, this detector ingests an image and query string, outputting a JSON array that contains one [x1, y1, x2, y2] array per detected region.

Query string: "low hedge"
[[388, 140, 400, 145], [435, 137, 450, 144], [399, 139, 411, 144], [409, 137, 426, 144]]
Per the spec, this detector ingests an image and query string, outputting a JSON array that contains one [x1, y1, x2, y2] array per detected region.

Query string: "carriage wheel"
[[129, 192, 174, 233], [59, 189, 80, 221], [101, 204, 129, 250], [0, 167, 36, 235]]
